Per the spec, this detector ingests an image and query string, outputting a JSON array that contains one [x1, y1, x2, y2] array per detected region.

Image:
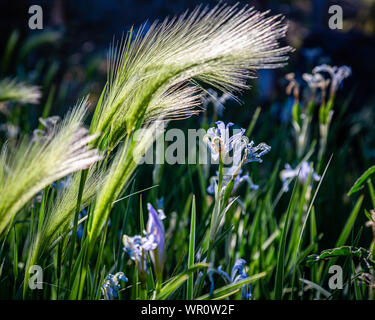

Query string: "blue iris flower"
[[101, 272, 128, 300], [245, 141, 271, 164], [147, 203, 166, 277], [208, 259, 252, 299], [207, 167, 258, 196], [122, 203, 165, 277]]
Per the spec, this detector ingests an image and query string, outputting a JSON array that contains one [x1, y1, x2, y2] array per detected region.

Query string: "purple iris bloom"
[[245, 141, 271, 164], [280, 161, 320, 192], [146, 203, 166, 276], [122, 203, 166, 278], [207, 168, 259, 196], [122, 233, 157, 275], [208, 259, 252, 299], [204, 121, 246, 164], [101, 272, 128, 300]]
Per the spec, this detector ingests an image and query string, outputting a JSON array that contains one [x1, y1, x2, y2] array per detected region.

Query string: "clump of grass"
[[0, 78, 41, 105], [91, 4, 292, 149], [0, 99, 102, 235], [88, 120, 166, 247]]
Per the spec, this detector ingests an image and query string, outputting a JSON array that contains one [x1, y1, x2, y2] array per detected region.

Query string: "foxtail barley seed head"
[[0, 78, 41, 105], [0, 98, 102, 235], [92, 4, 292, 148]]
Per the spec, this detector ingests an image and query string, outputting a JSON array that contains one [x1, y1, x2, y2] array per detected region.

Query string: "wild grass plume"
[[0, 99, 101, 236], [91, 4, 292, 149]]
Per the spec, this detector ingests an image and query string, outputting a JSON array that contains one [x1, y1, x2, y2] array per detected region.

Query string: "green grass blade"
[[297, 155, 333, 254], [187, 195, 196, 300], [348, 165, 375, 196], [155, 263, 207, 300], [299, 278, 331, 298], [274, 173, 300, 299], [1, 30, 19, 75], [197, 272, 266, 300], [335, 195, 363, 247], [246, 106, 261, 137]]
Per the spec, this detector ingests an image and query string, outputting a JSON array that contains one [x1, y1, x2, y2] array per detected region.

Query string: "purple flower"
[[313, 64, 351, 96], [231, 260, 252, 299], [147, 203, 166, 276], [122, 203, 166, 279], [101, 272, 128, 300], [204, 121, 246, 164], [280, 161, 320, 192], [303, 72, 329, 91], [208, 259, 252, 299], [207, 168, 258, 196], [122, 233, 157, 274], [244, 141, 271, 164]]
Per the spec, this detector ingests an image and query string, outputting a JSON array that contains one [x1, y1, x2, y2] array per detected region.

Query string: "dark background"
[[1, 0, 375, 107]]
